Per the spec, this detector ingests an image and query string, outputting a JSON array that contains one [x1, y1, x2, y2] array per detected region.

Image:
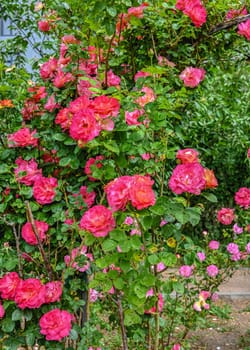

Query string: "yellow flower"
[[167, 237, 176, 248]]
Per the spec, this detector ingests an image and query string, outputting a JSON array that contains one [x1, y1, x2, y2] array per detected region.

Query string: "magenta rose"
[[169, 163, 206, 195], [0, 302, 5, 319], [84, 155, 104, 181], [206, 265, 219, 277], [0, 272, 21, 300], [21, 220, 49, 245], [179, 265, 193, 277], [44, 281, 63, 304], [238, 19, 250, 41], [105, 176, 132, 211], [15, 278, 46, 309], [217, 208, 235, 225], [234, 187, 250, 209], [179, 67, 205, 88], [39, 308, 74, 341], [129, 175, 156, 210], [208, 240, 220, 250], [33, 176, 58, 205], [14, 157, 42, 186], [8, 127, 39, 148], [80, 205, 116, 237]]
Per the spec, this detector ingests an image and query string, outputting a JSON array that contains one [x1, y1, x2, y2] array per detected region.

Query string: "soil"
[[189, 298, 250, 350]]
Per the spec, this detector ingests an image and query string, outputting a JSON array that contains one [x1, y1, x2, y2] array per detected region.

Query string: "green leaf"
[[103, 141, 120, 155], [1, 318, 15, 333], [106, 7, 117, 17], [102, 239, 117, 252], [113, 277, 124, 290], [202, 192, 218, 203], [59, 157, 72, 167], [0, 164, 9, 174], [26, 332, 36, 346], [110, 229, 127, 242], [161, 253, 177, 267], [148, 254, 160, 265], [12, 309, 23, 321], [124, 310, 141, 326], [70, 328, 79, 341], [53, 133, 66, 141]]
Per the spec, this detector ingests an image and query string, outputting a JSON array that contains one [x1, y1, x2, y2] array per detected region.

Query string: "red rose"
[[217, 208, 235, 225], [38, 20, 51, 32], [91, 95, 120, 118], [15, 278, 46, 309], [80, 205, 116, 237], [39, 308, 74, 341], [21, 220, 49, 245], [0, 272, 21, 300]]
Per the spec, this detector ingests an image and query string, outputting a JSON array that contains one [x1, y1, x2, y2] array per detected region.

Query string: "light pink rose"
[[39, 308, 74, 341], [136, 87, 155, 107], [125, 109, 144, 125], [80, 205, 116, 237], [21, 220, 49, 245], [33, 176, 58, 205], [0, 272, 21, 300], [208, 240, 220, 250], [179, 67, 205, 87], [169, 163, 206, 195], [217, 208, 235, 225], [44, 281, 63, 303], [40, 57, 58, 80], [15, 278, 46, 309], [179, 265, 193, 277]]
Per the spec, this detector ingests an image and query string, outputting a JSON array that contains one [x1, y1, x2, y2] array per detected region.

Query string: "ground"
[[189, 298, 250, 350]]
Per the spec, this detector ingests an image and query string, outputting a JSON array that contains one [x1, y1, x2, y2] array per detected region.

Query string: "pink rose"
[[44, 281, 63, 303], [55, 107, 73, 131], [40, 57, 58, 80], [78, 186, 96, 208], [226, 7, 247, 19], [0, 302, 5, 319], [105, 176, 132, 211], [238, 19, 250, 41], [176, 148, 199, 164], [14, 157, 42, 186], [39, 308, 74, 341], [227, 243, 239, 255], [90, 95, 120, 118], [80, 205, 116, 237], [234, 187, 250, 209], [107, 69, 121, 87], [184, 3, 207, 27], [64, 246, 93, 272], [125, 109, 144, 125], [134, 70, 150, 81], [208, 240, 220, 250], [248, 148, 250, 158], [84, 155, 104, 181], [129, 175, 156, 210], [44, 94, 60, 112], [33, 176, 58, 205], [217, 208, 235, 225], [179, 265, 193, 277], [21, 220, 49, 245], [52, 69, 75, 88], [179, 67, 205, 88], [206, 264, 219, 277], [136, 87, 155, 107], [169, 163, 206, 195], [144, 288, 164, 314], [8, 128, 39, 148], [69, 109, 100, 144], [15, 278, 46, 309], [197, 252, 206, 262], [171, 344, 181, 350], [0, 272, 21, 300], [38, 20, 51, 32]]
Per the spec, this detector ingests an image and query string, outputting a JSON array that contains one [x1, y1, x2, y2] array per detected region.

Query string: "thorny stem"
[[117, 295, 128, 350], [25, 201, 53, 281]]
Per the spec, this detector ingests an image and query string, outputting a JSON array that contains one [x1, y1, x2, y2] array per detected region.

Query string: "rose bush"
[[0, 1, 249, 350]]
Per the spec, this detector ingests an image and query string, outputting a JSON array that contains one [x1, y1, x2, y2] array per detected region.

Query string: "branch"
[[209, 14, 250, 35], [25, 201, 54, 281]]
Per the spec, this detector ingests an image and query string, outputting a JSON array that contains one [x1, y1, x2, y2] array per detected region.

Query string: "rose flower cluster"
[[169, 148, 218, 195]]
